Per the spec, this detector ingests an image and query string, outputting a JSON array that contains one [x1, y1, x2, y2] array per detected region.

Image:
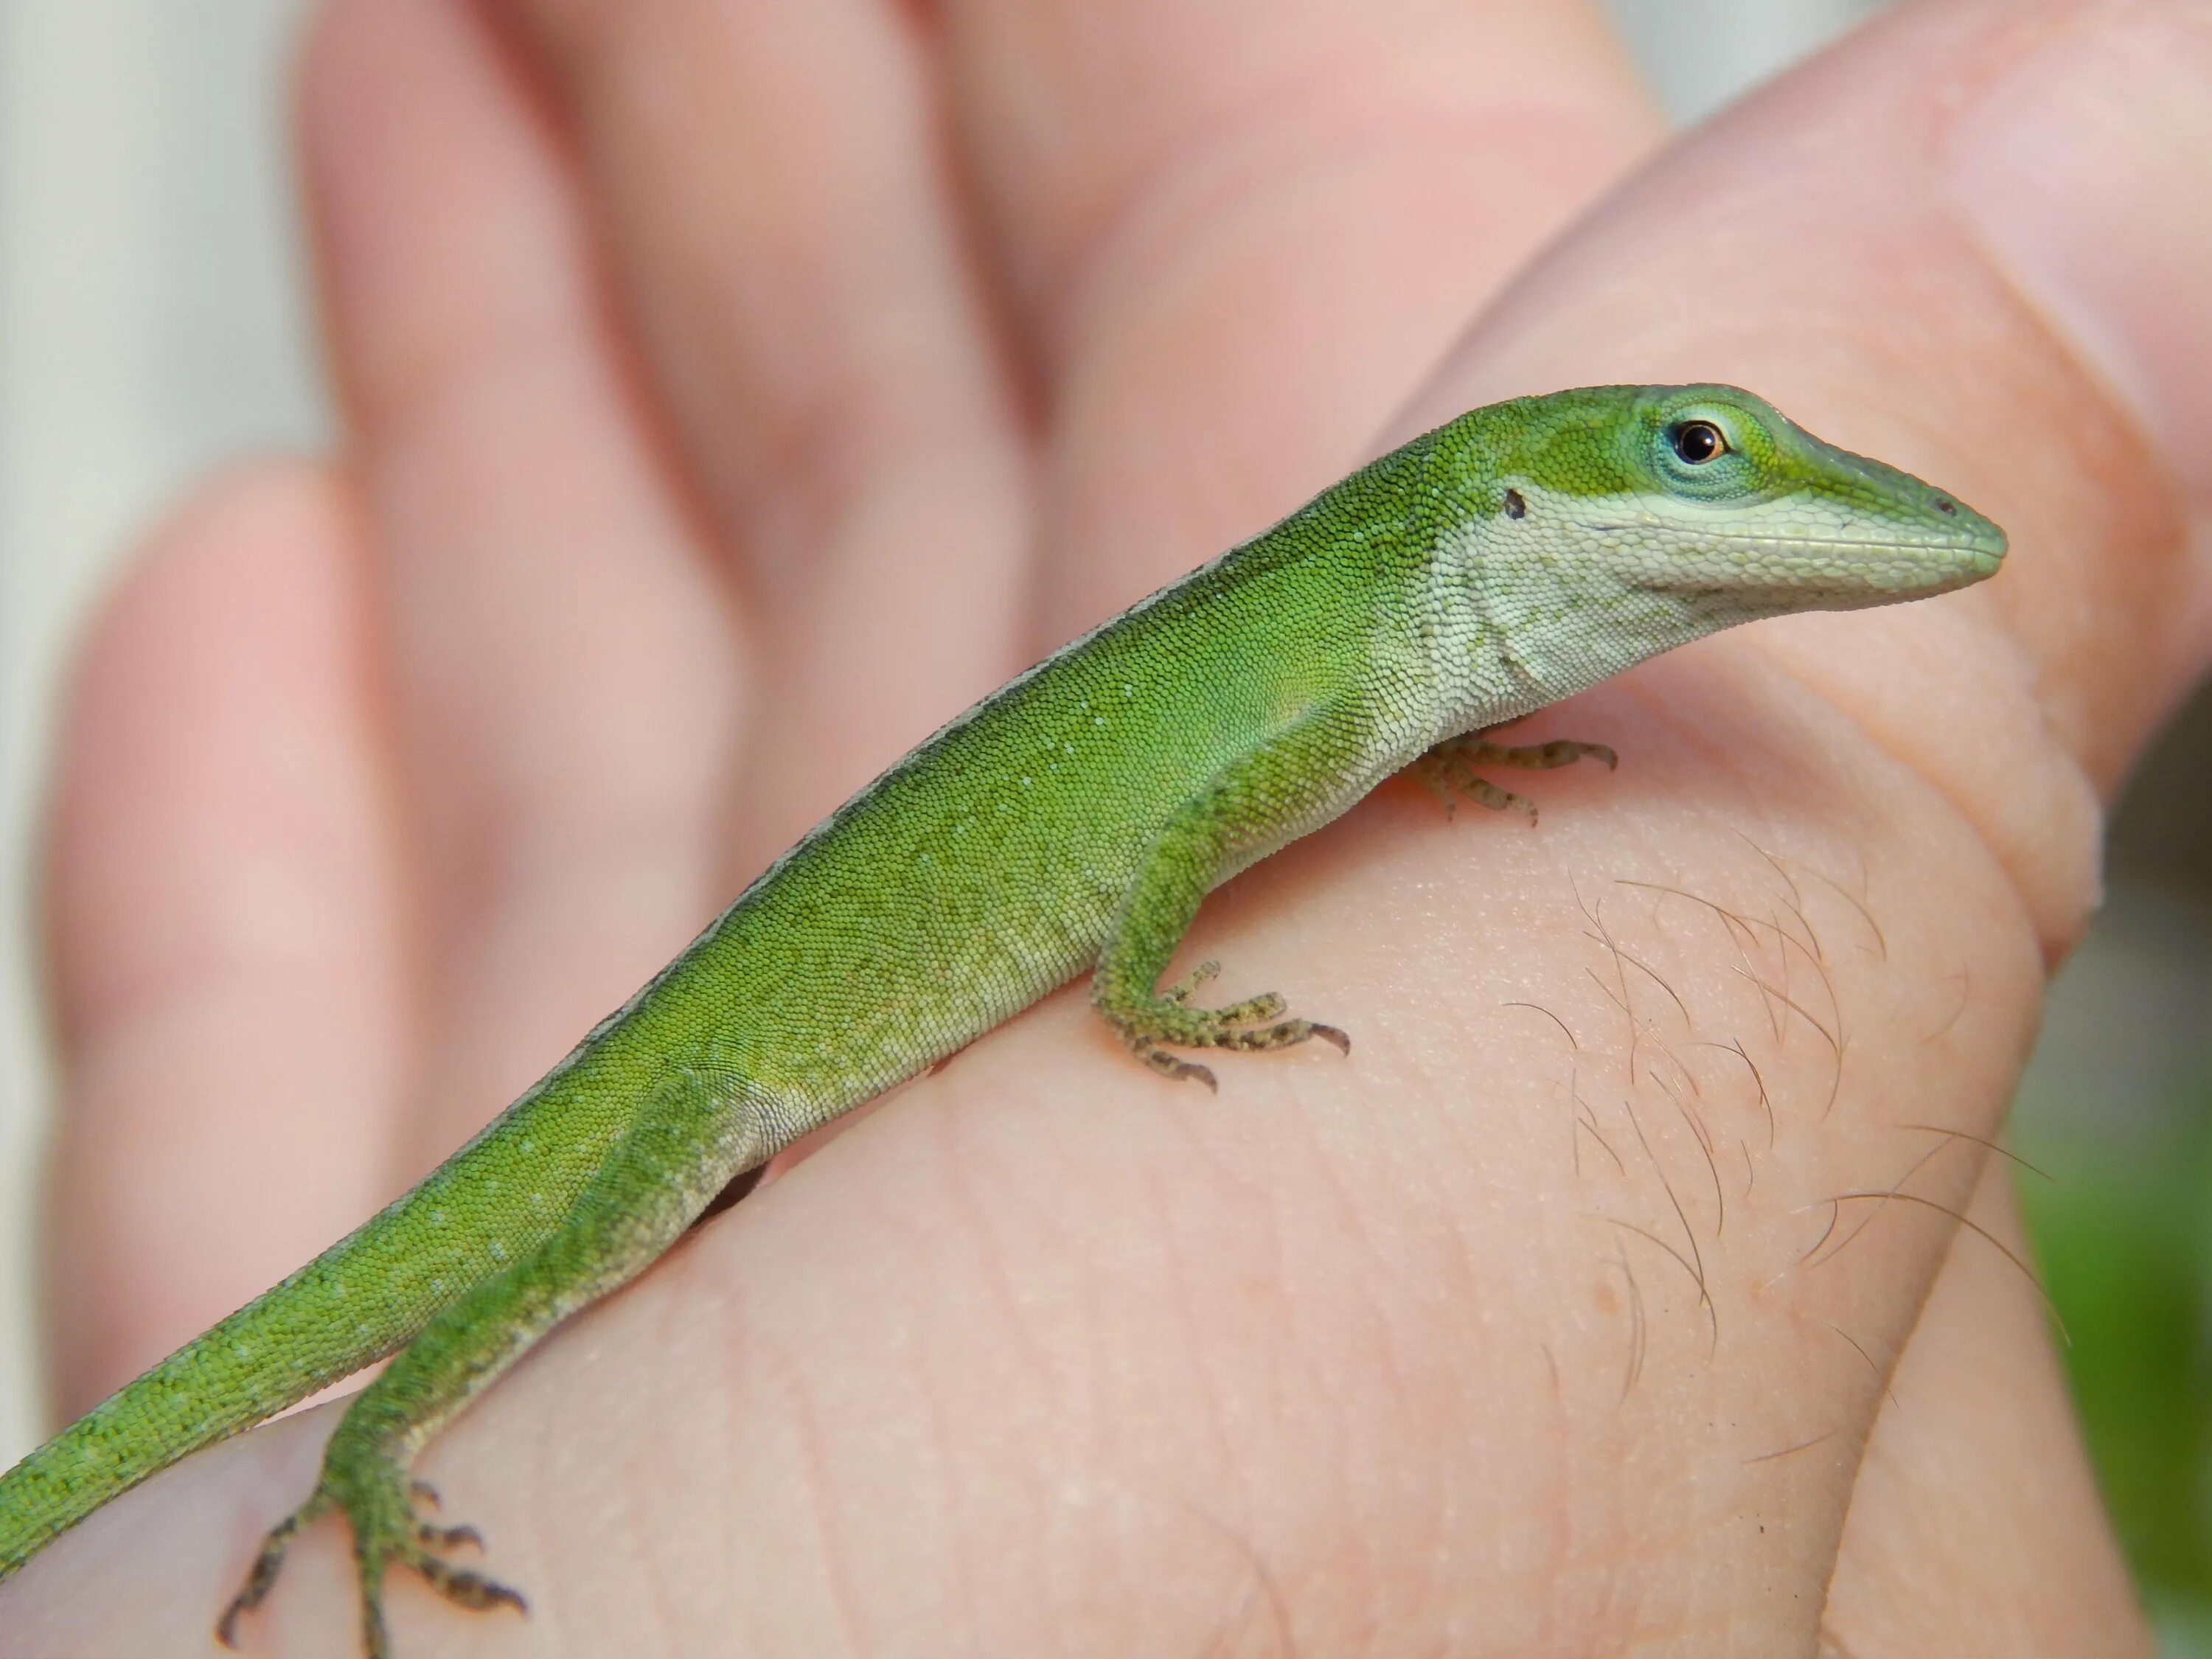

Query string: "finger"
[[41, 462, 406, 1413], [1824, 1158, 2147, 1657], [939, 0, 1662, 633], [302, 0, 746, 1167], [492, 0, 1033, 868]]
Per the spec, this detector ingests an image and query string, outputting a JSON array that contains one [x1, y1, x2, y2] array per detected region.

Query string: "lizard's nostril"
[[1935, 498, 1957, 515]]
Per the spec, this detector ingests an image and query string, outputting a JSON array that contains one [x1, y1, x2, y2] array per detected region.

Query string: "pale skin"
[[10, 0, 2211, 1652]]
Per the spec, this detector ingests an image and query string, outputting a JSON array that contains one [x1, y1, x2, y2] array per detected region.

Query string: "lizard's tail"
[[0, 1097, 577, 1582]]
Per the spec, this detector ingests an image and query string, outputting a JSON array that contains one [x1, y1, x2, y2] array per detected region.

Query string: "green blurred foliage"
[[2019, 1089, 2212, 1630]]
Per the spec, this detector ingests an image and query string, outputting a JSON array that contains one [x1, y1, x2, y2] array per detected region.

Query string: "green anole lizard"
[[0, 385, 2003, 1655]]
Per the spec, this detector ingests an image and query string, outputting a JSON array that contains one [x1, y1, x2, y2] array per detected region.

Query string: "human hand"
[[13, 1, 2208, 1653]]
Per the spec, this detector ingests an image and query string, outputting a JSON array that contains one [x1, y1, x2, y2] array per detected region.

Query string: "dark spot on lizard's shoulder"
[[1503, 488, 1526, 520]]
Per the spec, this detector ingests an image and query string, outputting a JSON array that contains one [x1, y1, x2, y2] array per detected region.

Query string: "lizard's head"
[[1486, 384, 2005, 617]]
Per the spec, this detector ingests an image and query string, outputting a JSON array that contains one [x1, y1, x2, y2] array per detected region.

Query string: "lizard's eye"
[[1669, 420, 1728, 465]]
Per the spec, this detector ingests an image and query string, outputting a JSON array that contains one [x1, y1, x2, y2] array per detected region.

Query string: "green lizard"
[[0, 384, 2003, 1655]]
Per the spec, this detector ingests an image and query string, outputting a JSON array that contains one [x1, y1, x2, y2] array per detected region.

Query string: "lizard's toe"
[[1105, 978, 1349, 1087], [411, 1548, 526, 1615]]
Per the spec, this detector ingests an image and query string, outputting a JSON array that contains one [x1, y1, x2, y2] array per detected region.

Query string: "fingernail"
[[1950, 7, 2212, 507]]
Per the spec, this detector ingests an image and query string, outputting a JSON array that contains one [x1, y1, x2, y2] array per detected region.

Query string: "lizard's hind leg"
[[218, 1071, 772, 1658]]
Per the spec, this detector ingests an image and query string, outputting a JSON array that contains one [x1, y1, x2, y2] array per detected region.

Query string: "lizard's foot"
[[1412, 732, 1617, 822], [218, 1450, 524, 1658], [1102, 973, 1351, 1093]]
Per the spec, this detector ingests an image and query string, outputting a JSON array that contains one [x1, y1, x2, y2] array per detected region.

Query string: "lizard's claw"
[[1104, 977, 1350, 1092], [218, 1446, 524, 1658]]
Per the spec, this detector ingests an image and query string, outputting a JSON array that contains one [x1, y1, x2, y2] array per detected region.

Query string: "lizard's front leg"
[[1411, 728, 1617, 820], [1091, 707, 1371, 1091]]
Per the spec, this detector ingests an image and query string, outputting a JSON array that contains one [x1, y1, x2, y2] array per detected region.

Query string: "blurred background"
[[2, 0, 2206, 1645]]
